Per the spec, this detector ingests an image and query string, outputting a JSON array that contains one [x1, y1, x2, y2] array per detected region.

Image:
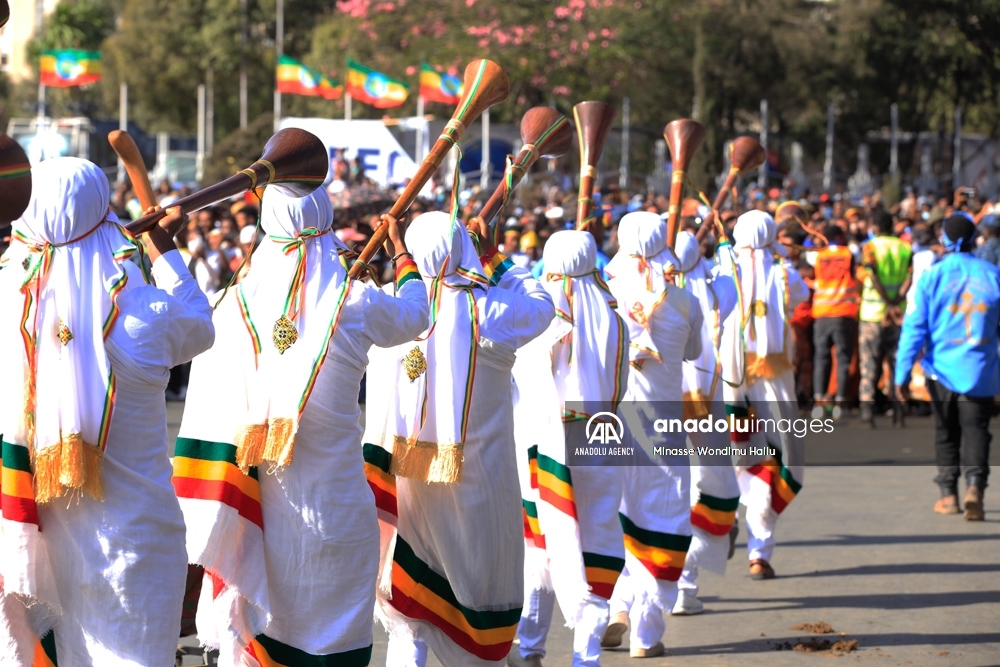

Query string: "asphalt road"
[[171, 403, 1000, 666]]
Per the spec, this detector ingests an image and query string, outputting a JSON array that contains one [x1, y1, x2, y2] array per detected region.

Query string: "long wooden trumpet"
[[663, 119, 706, 248], [125, 128, 328, 235], [470, 106, 573, 244], [348, 59, 510, 280], [0, 132, 32, 226], [697, 136, 765, 241], [573, 101, 617, 232], [108, 130, 158, 211]]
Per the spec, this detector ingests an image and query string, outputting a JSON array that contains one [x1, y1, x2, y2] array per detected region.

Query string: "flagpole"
[[117, 82, 128, 185], [416, 95, 425, 162], [37, 83, 45, 125], [273, 0, 284, 133], [197, 84, 206, 183], [480, 108, 490, 190], [345, 92, 352, 122]]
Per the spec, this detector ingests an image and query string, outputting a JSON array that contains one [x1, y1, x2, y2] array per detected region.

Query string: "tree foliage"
[[14, 0, 999, 188]]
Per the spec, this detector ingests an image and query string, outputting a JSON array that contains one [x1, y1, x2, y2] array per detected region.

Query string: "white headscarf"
[[389, 211, 488, 484], [605, 211, 679, 292], [233, 185, 354, 471], [605, 212, 682, 363], [542, 230, 627, 420], [732, 210, 789, 360], [0, 157, 142, 504]]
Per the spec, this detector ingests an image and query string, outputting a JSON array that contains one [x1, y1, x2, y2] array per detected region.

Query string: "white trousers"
[[386, 635, 428, 667], [516, 584, 609, 667], [608, 566, 667, 650], [738, 468, 778, 562]]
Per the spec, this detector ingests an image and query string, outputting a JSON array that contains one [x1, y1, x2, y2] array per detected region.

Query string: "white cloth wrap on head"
[[731, 210, 788, 360], [673, 230, 703, 274], [541, 230, 626, 417], [234, 184, 353, 468], [390, 211, 488, 481], [0, 157, 139, 501], [605, 212, 684, 364]]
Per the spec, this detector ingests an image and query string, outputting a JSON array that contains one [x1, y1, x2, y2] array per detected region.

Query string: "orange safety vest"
[[812, 245, 859, 318]]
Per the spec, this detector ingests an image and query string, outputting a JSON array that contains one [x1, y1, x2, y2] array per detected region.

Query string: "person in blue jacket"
[[895, 214, 1000, 521]]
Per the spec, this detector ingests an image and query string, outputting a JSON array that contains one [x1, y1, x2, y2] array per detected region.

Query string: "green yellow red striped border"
[[582, 551, 624, 599], [691, 492, 739, 536], [363, 443, 396, 521], [1, 440, 39, 525], [390, 536, 520, 661], [535, 452, 576, 519], [247, 633, 371, 667], [521, 499, 545, 549], [620, 513, 690, 582], [172, 437, 262, 528], [748, 451, 800, 514]]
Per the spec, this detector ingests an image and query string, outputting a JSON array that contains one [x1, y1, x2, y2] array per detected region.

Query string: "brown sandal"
[[749, 558, 775, 580]]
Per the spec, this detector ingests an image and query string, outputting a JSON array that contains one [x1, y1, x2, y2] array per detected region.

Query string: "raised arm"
[[363, 215, 430, 348]]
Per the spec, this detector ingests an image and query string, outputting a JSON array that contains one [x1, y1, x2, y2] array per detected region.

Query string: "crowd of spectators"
[[102, 159, 998, 418]]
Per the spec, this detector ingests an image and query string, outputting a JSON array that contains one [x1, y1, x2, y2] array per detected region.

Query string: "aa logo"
[[586, 412, 624, 445]]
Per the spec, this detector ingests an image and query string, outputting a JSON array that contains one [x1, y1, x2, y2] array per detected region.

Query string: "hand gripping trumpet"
[[469, 106, 573, 245], [348, 59, 510, 280], [125, 128, 329, 235], [697, 136, 765, 242]]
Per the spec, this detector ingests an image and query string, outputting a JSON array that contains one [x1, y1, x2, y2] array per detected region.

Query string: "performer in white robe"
[[510, 230, 630, 667], [0, 157, 214, 666], [721, 210, 809, 580], [174, 186, 428, 666], [368, 211, 554, 667], [603, 214, 703, 658], [672, 230, 741, 613]]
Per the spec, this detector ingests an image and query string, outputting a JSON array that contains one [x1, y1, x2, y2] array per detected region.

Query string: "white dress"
[[33, 251, 214, 666], [177, 278, 428, 665], [607, 278, 703, 636], [374, 266, 554, 667]]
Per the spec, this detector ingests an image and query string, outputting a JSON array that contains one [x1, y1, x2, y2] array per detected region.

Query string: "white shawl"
[[389, 211, 489, 483]]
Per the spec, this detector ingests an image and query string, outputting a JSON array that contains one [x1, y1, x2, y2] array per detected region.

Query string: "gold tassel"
[[33, 444, 62, 505], [390, 435, 464, 484], [33, 436, 104, 504], [59, 432, 85, 490], [745, 352, 794, 385], [235, 423, 269, 472], [682, 390, 711, 421], [82, 445, 104, 501], [262, 417, 297, 469]]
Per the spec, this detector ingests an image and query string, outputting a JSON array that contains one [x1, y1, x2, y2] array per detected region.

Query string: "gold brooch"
[[752, 300, 768, 317], [402, 346, 427, 382], [272, 315, 298, 354], [57, 319, 73, 346]]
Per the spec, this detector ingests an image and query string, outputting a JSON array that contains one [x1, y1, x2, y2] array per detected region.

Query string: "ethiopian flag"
[[419, 63, 462, 105], [40, 50, 102, 87], [346, 59, 408, 108], [276, 55, 342, 100]]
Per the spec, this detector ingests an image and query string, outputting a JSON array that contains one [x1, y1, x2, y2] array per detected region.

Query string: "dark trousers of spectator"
[[859, 320, 899, 403], [167, 361, 191, 398], [927, 378, 992, 494], [813, 316, 856, 401], [791, 321, 814, 406]]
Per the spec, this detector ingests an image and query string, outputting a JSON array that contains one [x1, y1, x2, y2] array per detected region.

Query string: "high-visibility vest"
[[812, 245, 859, 318], [860, 236, 912, 322]]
